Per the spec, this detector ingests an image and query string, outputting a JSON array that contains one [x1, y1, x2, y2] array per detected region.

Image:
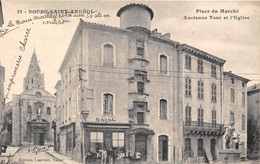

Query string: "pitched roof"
[[26, 50, 41, 77], [223, 71, 250, 83]]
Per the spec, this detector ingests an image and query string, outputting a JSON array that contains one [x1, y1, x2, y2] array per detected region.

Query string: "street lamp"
[[80, 109, 89, 164], [81, 110, 89, 122]]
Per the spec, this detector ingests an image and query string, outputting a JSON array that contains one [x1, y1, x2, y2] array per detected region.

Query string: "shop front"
[[83, 123, 155, 164]]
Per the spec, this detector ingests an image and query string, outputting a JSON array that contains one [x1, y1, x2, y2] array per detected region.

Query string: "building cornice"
[[181, 44, 226, 66]]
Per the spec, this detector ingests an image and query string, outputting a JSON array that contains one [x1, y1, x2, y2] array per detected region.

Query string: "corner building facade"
[[56, 4, 182, 164], [55, 4, 230, 164]]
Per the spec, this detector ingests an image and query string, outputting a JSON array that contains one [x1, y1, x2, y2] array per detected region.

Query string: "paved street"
[[1, 146, 259, 164], [4, 146, 64, 164]]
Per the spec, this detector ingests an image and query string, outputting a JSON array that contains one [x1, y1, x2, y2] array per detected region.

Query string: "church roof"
[[26, 50, 41, 77]]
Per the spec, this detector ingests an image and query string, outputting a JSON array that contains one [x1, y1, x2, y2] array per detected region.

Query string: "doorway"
[[210, 139, 217, 161], [159, 135, 168, 161], [135, 134, 147, 161], [34, 133, 44, 145]]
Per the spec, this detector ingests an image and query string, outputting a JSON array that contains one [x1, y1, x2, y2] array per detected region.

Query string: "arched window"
[[103, 43, 114, 67], [160, 55, 167, 74], [35, 92, 42, 98], [159, 99, 167, 120], [103, 93, 114, 116], [185, 77, 191, 96], [47, 107, 51, 115], [158, 135, 168, 161]]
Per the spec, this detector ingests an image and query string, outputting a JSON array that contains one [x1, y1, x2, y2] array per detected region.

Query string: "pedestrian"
[[107, 148, 114, 164], [101, 147, 107, 164]]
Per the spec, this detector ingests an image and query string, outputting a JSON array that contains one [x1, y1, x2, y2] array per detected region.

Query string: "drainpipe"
[[220, 65, 223, 149]]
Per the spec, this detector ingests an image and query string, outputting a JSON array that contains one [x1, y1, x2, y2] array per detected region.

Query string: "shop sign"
[[96, 117, 116, 123]]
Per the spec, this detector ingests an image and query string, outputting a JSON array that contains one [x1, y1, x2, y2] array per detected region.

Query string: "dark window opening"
[[197, 59, 203, 73], [47, 107, 51, 115], [185, 77, 192, 97], [184, 138, 193, 158], [185, 55, 191, 69], [185, 105, 191, 126], [137, 82, 144, 93], [137, 112, 144, 124], [136, 40, 144, 58], [160, 99, 167, 120], [159, 135, 168, 161], [212, 110, 216, 127], [231, 78, 234, 84], [230, 112, 235, 125], [198, 108, 204, 127], [103, 93, 113, 116], [197, 139, 204, 157]]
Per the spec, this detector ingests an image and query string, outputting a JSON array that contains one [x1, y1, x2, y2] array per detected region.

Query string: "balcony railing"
[[184, 121, 225, 136]]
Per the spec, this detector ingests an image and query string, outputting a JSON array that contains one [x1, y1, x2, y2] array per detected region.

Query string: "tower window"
[[137, 82, 144, 93], [136, 40, 144, 58], [137, 112, 144, 124]]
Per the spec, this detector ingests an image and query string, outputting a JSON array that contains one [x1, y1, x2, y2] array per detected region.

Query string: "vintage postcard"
[[0, 0, 260, 164]]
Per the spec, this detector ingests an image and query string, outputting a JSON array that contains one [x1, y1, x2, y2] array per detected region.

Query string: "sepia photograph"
[[0, 0, 260, 163]]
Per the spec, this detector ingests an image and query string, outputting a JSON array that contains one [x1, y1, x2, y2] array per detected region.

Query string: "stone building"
[[55, 4, 183, 164], [7, 51, 56, 146], [54, 3, 250, 164], [221, 71, 250, 161], [181, 44, 226, 163], [247, 83, 260, 159]]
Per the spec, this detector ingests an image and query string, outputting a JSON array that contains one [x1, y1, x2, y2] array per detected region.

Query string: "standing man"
[[101, 147, 107, 164]]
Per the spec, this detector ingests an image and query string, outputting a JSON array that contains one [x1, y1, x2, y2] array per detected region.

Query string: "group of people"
[[86, 148, 124, 164]]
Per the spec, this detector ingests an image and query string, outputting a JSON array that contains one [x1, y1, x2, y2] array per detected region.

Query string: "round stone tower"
[[117, 4, 154, 30]]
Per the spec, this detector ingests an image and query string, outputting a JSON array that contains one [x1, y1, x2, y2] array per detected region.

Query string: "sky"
[[0, 1, 260, 102]]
